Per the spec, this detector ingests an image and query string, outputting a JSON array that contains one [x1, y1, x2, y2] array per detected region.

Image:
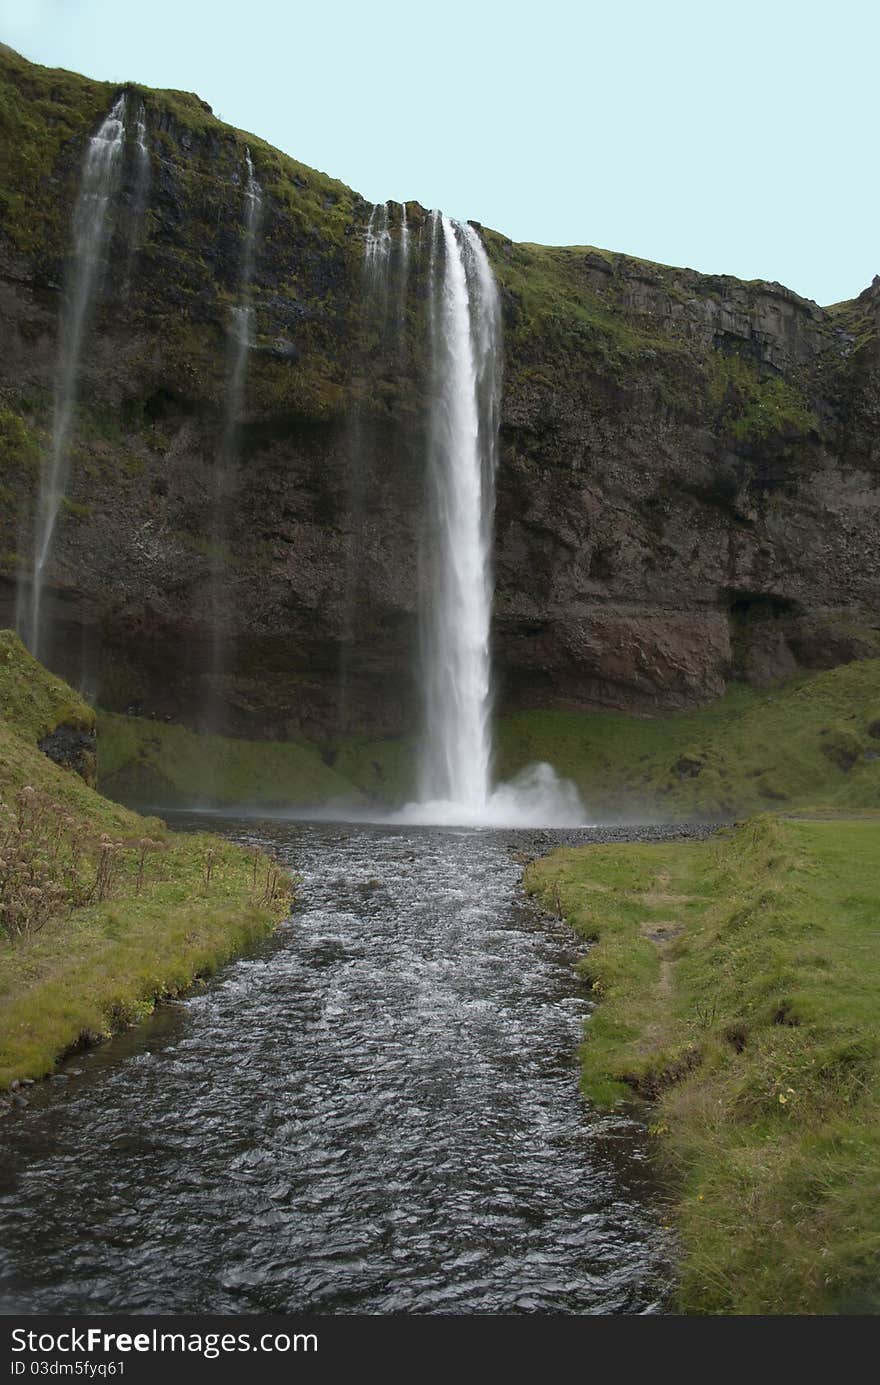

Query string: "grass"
[[525, 813, 880, 1313], [0, 627, 94, 743], [0, 631, 291, 1088], [98, 711, 367, 809], [496, 657, 880, 820]]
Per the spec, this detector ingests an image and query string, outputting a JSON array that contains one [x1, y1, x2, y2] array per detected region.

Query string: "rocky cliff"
[[1, 45, 878, 743]]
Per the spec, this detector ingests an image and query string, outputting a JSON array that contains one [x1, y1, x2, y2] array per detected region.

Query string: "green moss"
[[0, 628, 94, 742], [0, 403, 40, 470], [0, 47, 112, 261], [98, 711, 366, 809], [704, 351, 819, 442], [525, 813, 880, 1313], [484, 234, 689, 372]]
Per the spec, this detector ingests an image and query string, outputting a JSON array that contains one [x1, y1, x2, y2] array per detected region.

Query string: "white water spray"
[[19, 95, 127, 658], [417, 215, 497, 812], [363, 202, 393, 327]]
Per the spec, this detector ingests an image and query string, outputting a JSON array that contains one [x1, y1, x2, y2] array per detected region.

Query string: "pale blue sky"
[[2, 0, 876, 304]]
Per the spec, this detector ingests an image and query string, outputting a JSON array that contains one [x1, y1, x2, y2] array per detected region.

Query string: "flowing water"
[[337, 202, 404, 735], [417, 216, 501, 815], [123, 100, 150, 297], [0, 820, 671, 1315], [18, 96, 127, 660]]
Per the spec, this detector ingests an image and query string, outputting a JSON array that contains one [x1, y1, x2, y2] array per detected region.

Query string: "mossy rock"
[[820, 724, 865, 771], [674, 751, 704, 780]]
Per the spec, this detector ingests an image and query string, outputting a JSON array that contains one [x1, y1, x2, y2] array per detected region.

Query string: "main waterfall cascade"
[[399, 214, 584, 828], [17, 95, 128, 660], [417, 215, 498, 811]]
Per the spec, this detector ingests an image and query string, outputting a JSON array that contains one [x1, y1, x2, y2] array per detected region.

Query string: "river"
[[0, 819, 674, 1314]]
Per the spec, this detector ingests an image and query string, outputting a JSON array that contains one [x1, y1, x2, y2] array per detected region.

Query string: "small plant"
[[135, 836, 159, 894], [91, 834, 127, 903]]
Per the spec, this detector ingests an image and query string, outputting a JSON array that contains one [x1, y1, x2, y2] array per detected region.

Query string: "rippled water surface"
[[0, 820, 671, 1314]]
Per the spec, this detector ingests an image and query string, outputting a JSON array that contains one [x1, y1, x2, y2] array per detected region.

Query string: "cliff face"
[[1, 47, 878, 740]]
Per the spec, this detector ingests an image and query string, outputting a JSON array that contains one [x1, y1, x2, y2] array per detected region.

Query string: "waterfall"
[[205, 148, 262, 740], [417, 214, 500, 812], [397, 203, 409, 337], [395, 214, 585, 828], [123, 100, 150, 295], [337, 203, 398, 733], [363, 201, 393, 329], [222, 148, 262, 448], [18, 95, 127, 659]]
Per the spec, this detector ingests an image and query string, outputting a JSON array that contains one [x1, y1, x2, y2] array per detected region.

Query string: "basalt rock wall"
[[1, 46, 878, 739]]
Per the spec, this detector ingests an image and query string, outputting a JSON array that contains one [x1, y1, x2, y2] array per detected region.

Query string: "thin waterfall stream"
[[204, 149, 262, 745], [18, 96, 127, 660]]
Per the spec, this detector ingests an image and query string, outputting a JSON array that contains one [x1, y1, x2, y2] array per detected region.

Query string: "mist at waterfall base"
[[393, 761, 588, 828]]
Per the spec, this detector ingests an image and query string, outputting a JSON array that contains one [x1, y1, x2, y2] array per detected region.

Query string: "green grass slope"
[[526, 814, 880, 1313], [0, 631, 290, 1090], [497, 658, 880, 820], [0, 627, 94, 742], [98, 711, 367, 810]]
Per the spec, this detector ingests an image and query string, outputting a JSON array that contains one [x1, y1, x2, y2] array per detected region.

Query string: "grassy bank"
[[0, 632, 291, 1089], [525, 814, 880, 1313], [97, 659, 880, 818]]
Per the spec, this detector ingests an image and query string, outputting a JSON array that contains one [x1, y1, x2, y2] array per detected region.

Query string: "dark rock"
[[675, 754, 704, 780], [37, 725, 97, 786]]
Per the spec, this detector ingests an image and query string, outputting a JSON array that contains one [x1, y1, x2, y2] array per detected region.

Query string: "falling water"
[[399, 216, 585, 828], [397, 203, 410, 337], [417, 215, 500, 813], [337, 203, 397, 733], [123, 101, 150, 296], [205, 149, 262, 739], [221, 148, 262, 452], [361, 201, 394, 340], [18, 95, 127, 659]]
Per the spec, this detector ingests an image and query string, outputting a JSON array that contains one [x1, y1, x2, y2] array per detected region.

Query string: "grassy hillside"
[[0, 630, 290, 1090], [98, 711, 369, 810], [525, 814, 880, 1313], [498, 658, 880, 820]]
